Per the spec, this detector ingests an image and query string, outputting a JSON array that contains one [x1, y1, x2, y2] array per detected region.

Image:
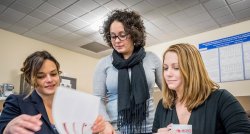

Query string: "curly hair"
[[102, 9, 146, 48], [20, 51, 61, 88]]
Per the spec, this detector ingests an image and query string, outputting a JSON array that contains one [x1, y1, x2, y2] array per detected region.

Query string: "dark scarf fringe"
[[117, 100, 149, 134]]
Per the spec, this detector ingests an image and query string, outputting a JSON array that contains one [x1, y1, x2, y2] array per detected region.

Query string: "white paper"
[[219, 44, 244, 82], [52, 86, 100, 134], [200, 48, 220, 82]]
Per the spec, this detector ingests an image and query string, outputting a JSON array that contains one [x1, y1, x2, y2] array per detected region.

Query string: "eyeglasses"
[[109, 33, 128, 41]]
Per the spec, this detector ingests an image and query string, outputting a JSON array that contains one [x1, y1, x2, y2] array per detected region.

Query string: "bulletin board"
[[199, 32, 250, 83]]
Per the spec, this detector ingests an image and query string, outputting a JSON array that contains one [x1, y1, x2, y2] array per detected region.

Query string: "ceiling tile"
[[183, 19, 218, 34], [184, 4, 206, 16], [31, 22, 57, 34], [229, 0, 250, 12], [174, 0, 199, 10], [146, 0, 173, 8], [47, 27, 71, 39], [9, 24, 29, 34], [167, 11, 189, 24], [64, 4, 87, 17], [160, 22, 180, 34], [0, 8, 25, 25], [143, 10, 163, 20], [16, 15, 42, 29], [47, 17, 66, 27], [61, 23, 79, 32], [104, 0, 127, 11], [203, 0, 227, 11], [87, 32, 102, 41], [144, 21, 164, 38], [47, 0, 78, 9], [30, 10, 50, 20], [80, 12, 99, 24], [189, 12, 212, 25], [226, 0, 243, 4], [91, 6, 109, 18], [0, 4, 7, 13], [119, 0, 143, 7], [149, 15, 171, 28], [0, 20, 12, 29], [0, 0, 15, 7], [54, 11, 76, 23], [208, 6, 232, 18], [130, 1, 154, 14], [157, 2, 179, 16], [74, 26, 96, 36], [59, 32, 82, 43], [17, 0, 45, 9], [69, 18, 88, 29], [37, 2, 60, 16], [94, 0, 111, 5], [9, 2, 33, 14], [215, 14, 236, 25], [234, 7, 250, 20], [71, 36, 92, 46], [76, 0, 100, 11]]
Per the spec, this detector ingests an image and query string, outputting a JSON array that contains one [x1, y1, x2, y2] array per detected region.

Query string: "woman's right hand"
[[3, 114, 42, 134], [101, 121, 116, 134], [154, 123, 178, 134]]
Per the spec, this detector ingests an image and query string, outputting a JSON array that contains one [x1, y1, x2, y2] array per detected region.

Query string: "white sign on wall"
[[199, 32, 250, 83]]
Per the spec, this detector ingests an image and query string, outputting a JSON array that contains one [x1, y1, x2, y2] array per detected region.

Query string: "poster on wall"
[[199, 32, 250, 83], [60, 76, 77, 89]]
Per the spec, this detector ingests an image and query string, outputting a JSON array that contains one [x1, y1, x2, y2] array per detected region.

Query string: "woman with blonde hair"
[[153, 43, 250, 133]]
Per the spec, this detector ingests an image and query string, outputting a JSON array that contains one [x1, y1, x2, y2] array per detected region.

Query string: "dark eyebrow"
[[37, 69, 57, 74], [110, 31, 126, 35]]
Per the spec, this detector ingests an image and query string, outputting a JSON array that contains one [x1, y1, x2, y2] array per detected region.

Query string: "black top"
[[0, 91, 59, 134], [152, 89, 250, 134]]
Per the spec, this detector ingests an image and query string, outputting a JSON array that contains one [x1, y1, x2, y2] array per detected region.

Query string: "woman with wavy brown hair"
[[153, 43, 250, 134], [0, 51, 107, 134]]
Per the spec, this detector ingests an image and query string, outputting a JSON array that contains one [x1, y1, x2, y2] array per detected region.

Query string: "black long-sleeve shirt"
[[153, 89, 250, 134]]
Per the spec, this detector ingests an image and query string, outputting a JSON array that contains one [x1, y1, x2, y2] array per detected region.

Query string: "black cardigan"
[[152, 89, 250, 134]]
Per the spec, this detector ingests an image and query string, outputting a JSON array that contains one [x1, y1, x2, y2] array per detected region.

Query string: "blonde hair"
[[162, 43, 219, 111]]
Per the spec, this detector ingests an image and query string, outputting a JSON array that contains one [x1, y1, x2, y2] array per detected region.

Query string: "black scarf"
[[112, 47, 149, 134]]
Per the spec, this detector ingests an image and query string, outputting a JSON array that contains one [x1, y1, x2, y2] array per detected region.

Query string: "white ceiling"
[[0, 0, 250, 58]]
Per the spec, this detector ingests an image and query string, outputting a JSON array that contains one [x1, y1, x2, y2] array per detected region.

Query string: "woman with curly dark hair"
[[93, 9, 162, 134]]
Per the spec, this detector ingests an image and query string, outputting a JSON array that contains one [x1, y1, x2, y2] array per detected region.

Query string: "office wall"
[[0, 29, 98, 94]]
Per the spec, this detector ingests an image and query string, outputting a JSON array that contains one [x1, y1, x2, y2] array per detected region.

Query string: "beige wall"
[[0, 29, 98, 94]]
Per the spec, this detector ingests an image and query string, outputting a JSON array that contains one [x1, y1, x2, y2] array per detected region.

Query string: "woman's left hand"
[[92, 115, 105, 134]]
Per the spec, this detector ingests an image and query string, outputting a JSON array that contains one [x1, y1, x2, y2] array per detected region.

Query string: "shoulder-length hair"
[[162, 43, 219, 111]]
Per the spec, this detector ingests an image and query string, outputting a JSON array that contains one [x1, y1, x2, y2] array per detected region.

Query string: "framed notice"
[[60, 76, 77, 89], [199, 32, 250, 83]]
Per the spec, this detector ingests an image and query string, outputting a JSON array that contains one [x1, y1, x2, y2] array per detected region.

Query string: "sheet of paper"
[[52, 86, 100, 134]]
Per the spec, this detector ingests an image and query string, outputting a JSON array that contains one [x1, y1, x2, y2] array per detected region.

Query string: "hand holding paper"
[[52, 86, 100, 134]]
